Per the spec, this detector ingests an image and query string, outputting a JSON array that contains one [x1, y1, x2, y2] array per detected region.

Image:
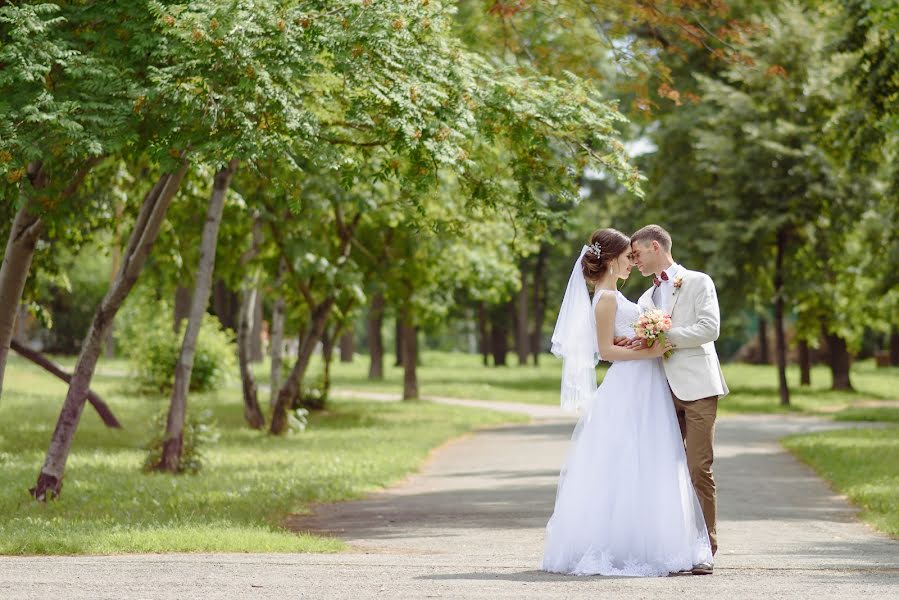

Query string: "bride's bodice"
[[592, 290, 640, 339]]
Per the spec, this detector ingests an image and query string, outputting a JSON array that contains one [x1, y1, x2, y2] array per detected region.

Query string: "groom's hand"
[[614, 336, 646, 349], [625, 337, 647, 350]]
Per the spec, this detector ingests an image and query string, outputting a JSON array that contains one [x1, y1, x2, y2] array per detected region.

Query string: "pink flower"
[[632, 309, 673, 358]]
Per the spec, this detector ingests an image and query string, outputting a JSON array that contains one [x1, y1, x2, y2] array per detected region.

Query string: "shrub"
[[293, 377, 328, 411], [117, 292, 236, 393]]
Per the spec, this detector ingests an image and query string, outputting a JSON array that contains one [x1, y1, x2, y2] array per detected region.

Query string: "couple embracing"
[[541, 224, 728, 577]]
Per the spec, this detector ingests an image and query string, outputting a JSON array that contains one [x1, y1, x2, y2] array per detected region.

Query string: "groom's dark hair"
[[631, 224, 672, 253]]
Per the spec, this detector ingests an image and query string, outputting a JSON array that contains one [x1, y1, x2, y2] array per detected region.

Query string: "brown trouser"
[[673, 393, 718, 556]]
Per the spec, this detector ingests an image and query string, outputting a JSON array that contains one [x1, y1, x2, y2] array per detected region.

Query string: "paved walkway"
[[1, 396, 896, 599]]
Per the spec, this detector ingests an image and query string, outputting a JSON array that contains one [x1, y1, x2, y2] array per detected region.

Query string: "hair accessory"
[[587, 242, 602, 259]]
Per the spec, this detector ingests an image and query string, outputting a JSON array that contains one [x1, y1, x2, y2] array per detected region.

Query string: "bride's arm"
[[595, 294, 668, 361]]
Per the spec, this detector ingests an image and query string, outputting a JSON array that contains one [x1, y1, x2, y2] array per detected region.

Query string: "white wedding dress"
[[541, 290, 713, 577]]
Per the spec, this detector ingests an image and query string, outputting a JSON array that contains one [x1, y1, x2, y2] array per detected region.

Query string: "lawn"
[[284, 350, 899, 418], [783, 426, 899, 538], [0, 355, 525, 555], [6, 349, 897, 551]]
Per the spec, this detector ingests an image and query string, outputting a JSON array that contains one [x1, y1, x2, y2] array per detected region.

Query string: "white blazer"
[[637, 268, 729, 401]]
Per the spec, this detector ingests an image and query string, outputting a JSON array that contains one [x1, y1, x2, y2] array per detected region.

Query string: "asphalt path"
[[1, 396, 896, 599]]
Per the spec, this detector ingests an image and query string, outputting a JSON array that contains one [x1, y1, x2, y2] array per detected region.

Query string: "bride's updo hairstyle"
[[581, 228, 631, 283]]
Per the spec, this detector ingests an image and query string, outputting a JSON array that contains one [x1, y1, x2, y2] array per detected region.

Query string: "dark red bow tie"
[[653, 271, 669, 287]]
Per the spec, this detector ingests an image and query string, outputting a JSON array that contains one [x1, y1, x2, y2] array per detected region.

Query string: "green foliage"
[[670, 2, 884, 350], [0, 354, 523, 554], [117, 290, 236, 394], [29, 242, 110, 353], [784, 426, 899, 537], [0, 3, 131, 176], [143, 408, 219, 474], [836, 0, 899, 166]]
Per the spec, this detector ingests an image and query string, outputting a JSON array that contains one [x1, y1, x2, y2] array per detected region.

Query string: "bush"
[[117, 292, 236, 393], [292, 377, 328, 411]]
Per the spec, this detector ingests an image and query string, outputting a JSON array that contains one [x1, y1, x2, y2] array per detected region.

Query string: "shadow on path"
[[288, 413, 898, 575]]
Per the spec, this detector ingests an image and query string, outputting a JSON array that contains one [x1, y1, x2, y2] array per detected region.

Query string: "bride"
[[541, 228, 713, 577]]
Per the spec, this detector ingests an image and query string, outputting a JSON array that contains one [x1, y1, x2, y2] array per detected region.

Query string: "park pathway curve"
[[1, 394, 896, 599]]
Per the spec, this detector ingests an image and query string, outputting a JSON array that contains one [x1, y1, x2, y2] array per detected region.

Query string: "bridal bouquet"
[[633, 310, 673, 358]]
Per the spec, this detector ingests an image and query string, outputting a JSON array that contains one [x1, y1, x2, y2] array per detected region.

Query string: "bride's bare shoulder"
[[593, 290, 618, 311]]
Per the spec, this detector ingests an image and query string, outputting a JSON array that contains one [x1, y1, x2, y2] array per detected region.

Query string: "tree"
[[690, 2, 876, 399], [31, 162, 189, 500], [0, 3, 131, 395], [834, 0, 899, 365], [154, 159, 239, 472], [19, 0, 650, 492]]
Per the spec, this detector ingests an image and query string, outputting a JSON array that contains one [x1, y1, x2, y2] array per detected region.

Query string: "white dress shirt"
[[654, 263, 682, 314]]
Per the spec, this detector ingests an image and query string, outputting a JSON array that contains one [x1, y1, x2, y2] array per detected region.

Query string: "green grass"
[[783, 426, 899, 538], [716, 362, 899, 415], [0, 355, 525, 555], [285, 350, 899, 416], [833, 407, 899, 423], [253, 351, 579, 405], [9, 349, 897, 550]]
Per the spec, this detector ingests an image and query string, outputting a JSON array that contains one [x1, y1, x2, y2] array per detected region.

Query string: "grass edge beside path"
[[782, 426, 899, 539], [1, 356, 528, 555]]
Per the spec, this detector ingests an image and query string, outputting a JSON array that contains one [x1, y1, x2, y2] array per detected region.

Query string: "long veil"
[[550, 245, 599, 411]]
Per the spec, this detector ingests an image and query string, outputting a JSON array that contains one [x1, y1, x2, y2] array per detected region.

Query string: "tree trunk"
[[798, 339, 811, 386], [14, 304, 28, 341], [757, 317, 770, 365], [237, 215, 266, 429], [890, 326, 899, 367], [10, 340, 121, 428], [0, 196, 44, 399], [270, 300, 336, 434], [491, 307, 509, 367], [400, 305, 418, 400], [31, 163, 189, 501], [322, 326, 336, 395], [394, 317, 403, 367], [0, 157, 100, 397], [212, 279, 239, 332], [173, 286, 192, 333], [269, 260, 287, 407], [367, 292, 385, 380], [250, 289, 264, 362], [156, 160, 237, 472], [530, 244, 548, 366], [515, 269, 529, 366], [825, 332, 853, 391], [773, 230, 790, 406], [478, 302, 490, 367], [339, 331, 354, 363], [238, 285, 265, 428]]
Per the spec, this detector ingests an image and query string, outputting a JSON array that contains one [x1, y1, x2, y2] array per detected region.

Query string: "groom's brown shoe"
[[691, 562, 713, 575]]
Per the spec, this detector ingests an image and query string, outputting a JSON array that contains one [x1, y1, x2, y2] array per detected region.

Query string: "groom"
[[628, 224, 728, 573]]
